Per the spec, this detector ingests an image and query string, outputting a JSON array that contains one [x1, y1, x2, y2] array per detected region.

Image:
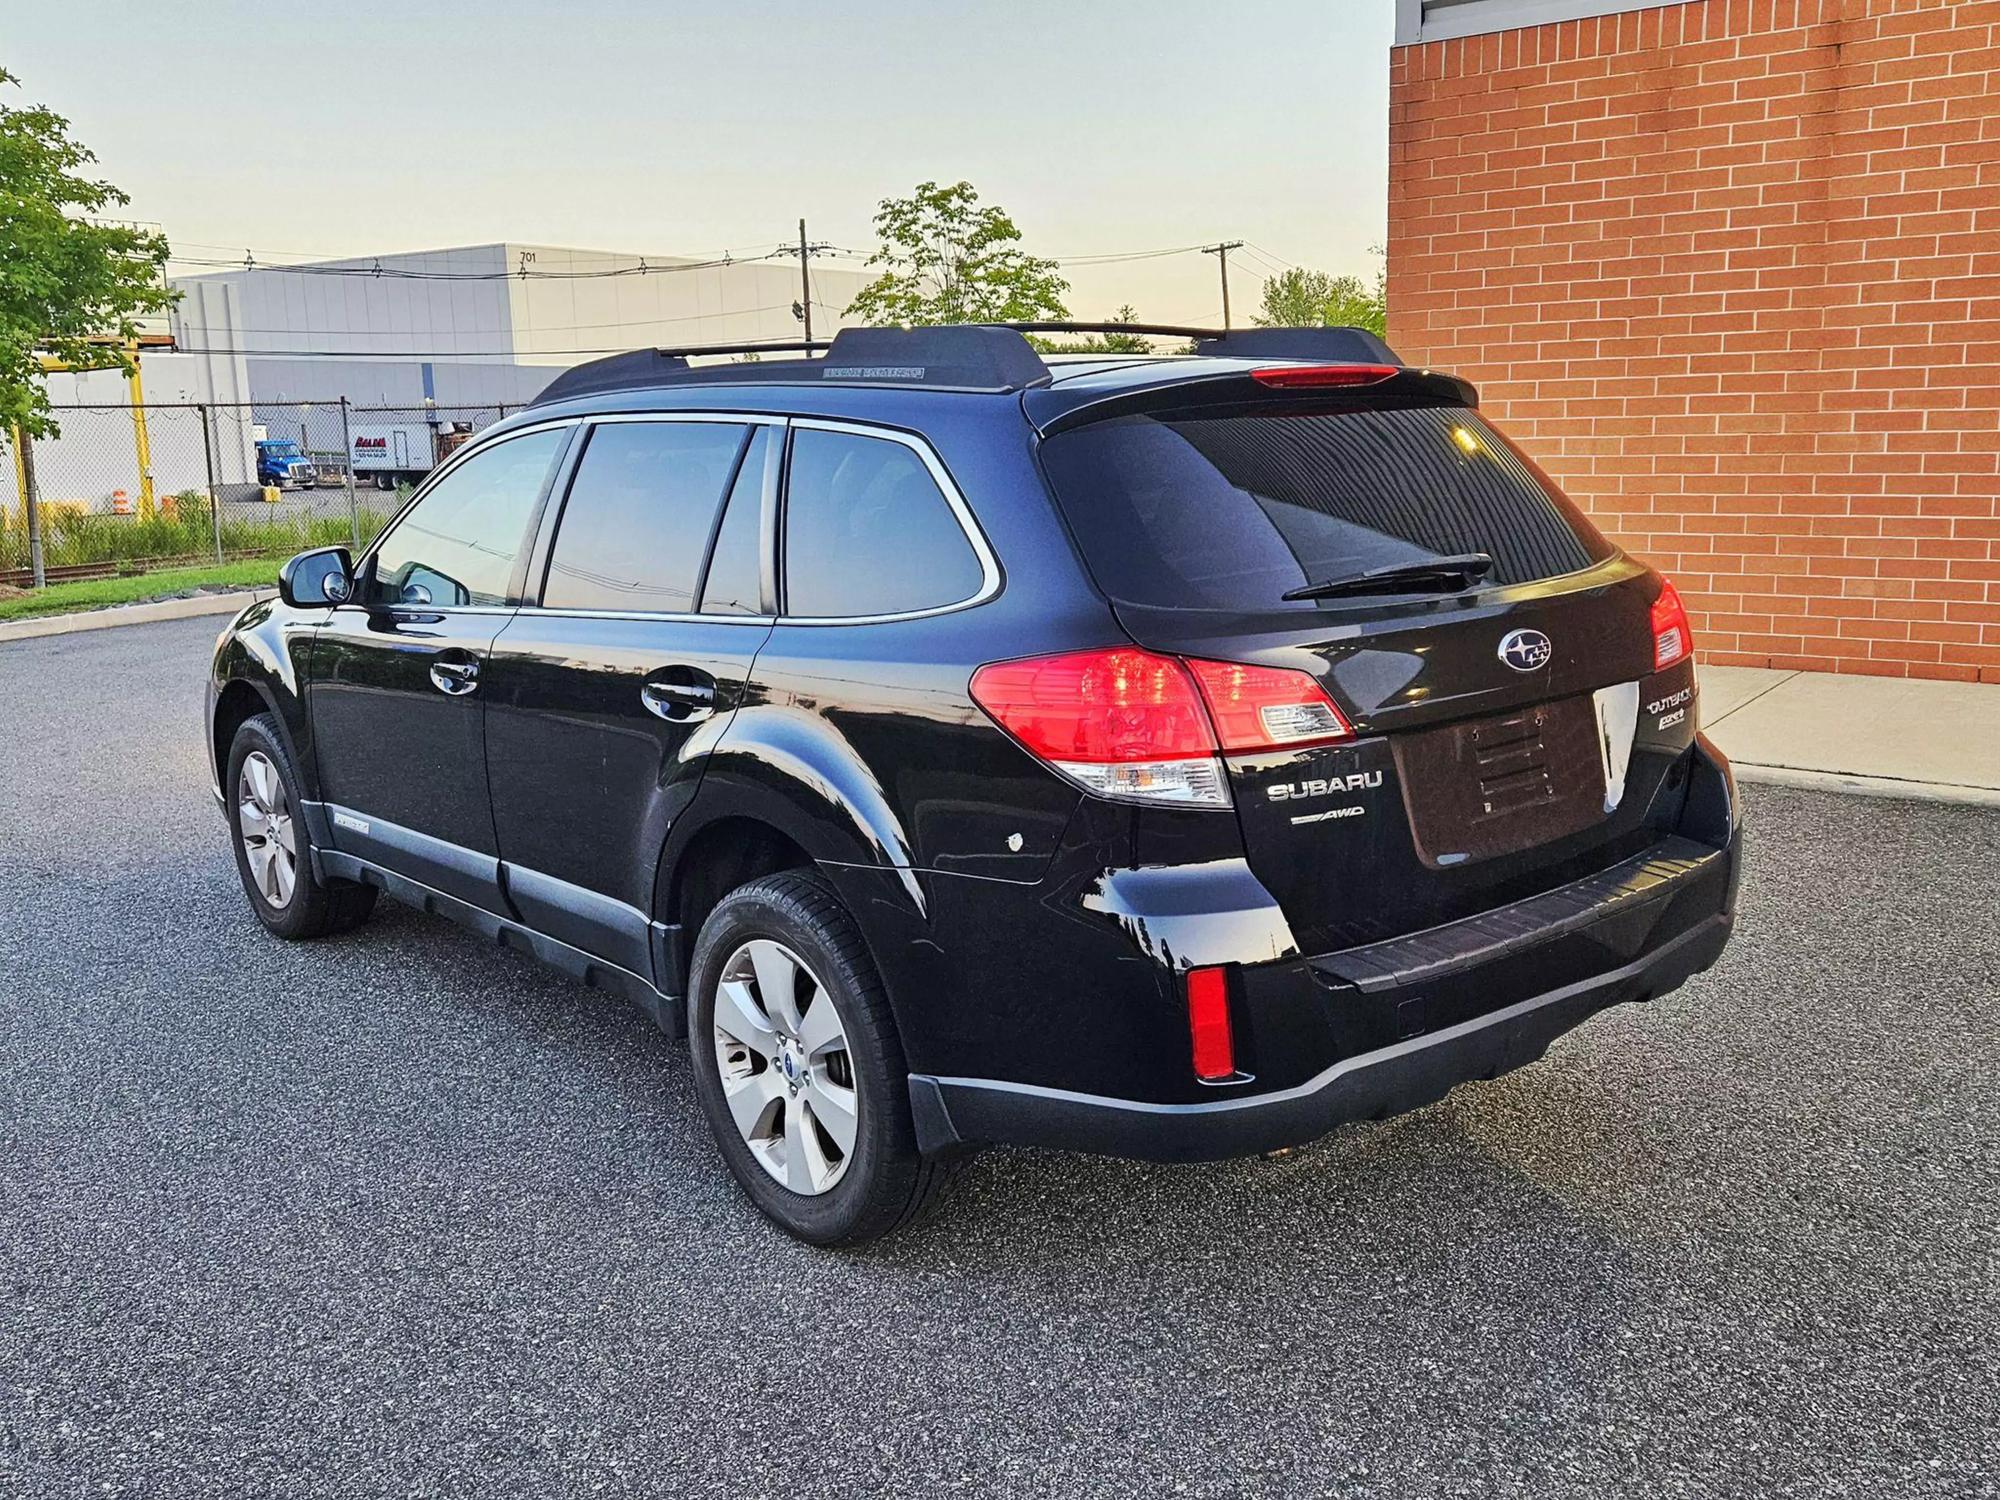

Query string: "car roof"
[[490, 325, 1472, 444]]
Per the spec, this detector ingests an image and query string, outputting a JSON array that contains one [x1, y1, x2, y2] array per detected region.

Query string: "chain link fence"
[[1, 401, 517, 585]]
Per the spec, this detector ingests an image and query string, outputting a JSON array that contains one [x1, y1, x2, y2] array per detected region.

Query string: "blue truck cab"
[[255, 439, 317, 489]]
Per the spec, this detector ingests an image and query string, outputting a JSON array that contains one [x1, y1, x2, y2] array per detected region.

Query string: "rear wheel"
[[226, 714, 377, 941], [688, 870, 952, 1245]]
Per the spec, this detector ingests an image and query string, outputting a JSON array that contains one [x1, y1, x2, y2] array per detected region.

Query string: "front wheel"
[[226, 713, 377, 940], [687, 870, 953, 1245]]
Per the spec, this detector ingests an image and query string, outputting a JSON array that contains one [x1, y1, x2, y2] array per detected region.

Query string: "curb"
[[0, 590, 265, 644], [1732, 761, 2000, 808]]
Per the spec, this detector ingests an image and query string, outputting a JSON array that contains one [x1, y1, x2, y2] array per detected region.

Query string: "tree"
[[1030, 304, 1152, 355], [846, 180, 1068, 327], [1254, 251, 1387, 337], [1, 69, 175, 439]]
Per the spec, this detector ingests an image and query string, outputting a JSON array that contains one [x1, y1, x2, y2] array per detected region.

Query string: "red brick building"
[[1388, 0, 2000, 680]]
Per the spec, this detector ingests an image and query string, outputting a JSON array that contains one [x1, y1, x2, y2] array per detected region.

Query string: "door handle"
[[641, 677, 716, 723], [429, 656, 480, 696]]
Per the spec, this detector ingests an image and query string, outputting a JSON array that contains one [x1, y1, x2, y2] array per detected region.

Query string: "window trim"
[[352, 418, 581, 616], [777, 417, 1002, 627]]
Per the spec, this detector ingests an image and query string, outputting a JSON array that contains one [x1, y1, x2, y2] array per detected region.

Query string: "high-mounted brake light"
[[1186, 966, 1235, 1081], [970, 648, 1356, 808], [1651, 578, 1692, 670], [1250, 364, 1399, 390]]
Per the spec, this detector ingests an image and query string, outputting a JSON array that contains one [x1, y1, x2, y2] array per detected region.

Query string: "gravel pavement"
[[1, 617, 1995, 1498]]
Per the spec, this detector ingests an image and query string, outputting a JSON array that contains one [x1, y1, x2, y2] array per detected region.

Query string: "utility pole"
[[782, 221, 833, 346], [798, 219, 813, 346], [1202, 241, 1246, 330]]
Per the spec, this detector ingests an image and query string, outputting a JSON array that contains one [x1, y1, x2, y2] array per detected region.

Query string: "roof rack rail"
[[527, 322, 1407, 409], [529, 325, 1053, 407]]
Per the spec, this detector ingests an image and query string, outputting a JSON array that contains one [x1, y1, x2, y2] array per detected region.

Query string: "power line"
[[163, 250, 791, 282]]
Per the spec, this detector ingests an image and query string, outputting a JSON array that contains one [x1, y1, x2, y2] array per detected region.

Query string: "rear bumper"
[[910, 827, 1739, 1163]]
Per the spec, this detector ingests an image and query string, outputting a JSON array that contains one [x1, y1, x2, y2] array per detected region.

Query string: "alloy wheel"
[[237, 750, 298, 909], [712, 938, 859, 1196]]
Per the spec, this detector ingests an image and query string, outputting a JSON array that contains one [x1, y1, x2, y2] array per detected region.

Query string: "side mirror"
[[278, 546, 353, 608]]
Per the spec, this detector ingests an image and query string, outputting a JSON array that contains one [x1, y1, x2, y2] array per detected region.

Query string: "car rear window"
[[1038, 405, 1614, 610]]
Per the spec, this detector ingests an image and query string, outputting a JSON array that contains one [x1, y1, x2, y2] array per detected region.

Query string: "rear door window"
[[542, 420, 752, 614], [1038, 406, 1614, 610], [781, 427, 986, 618]]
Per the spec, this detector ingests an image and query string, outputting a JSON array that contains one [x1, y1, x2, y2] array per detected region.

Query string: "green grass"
[[1, 491, 392, 573], [0, 558, 281, 623]]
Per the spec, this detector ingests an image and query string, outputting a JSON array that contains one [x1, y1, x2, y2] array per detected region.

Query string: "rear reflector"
[[1186, 966, 1235, 1081], [1250, 364, 1399, 390], [1651, 578, 1692, 670], [1184, 658, 1353, 751]]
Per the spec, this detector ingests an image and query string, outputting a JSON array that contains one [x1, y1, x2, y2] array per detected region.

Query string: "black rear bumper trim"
[[909, 909, 1731, 1163]]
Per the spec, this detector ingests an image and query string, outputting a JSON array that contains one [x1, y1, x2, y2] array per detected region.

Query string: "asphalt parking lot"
[[1, 616, 1994, 1499]]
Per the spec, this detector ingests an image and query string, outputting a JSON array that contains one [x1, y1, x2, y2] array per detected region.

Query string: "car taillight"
[[1652, 578, 1692, 670], [969, 648, 1227, 806], [1184, 657, 1353, 751], [1250, 364, 1399, 389], [1186, 966, 1235, 1081], [970, 648, 1354, 808]]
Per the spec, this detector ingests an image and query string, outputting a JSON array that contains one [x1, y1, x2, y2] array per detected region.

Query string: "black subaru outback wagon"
[[207, 324, 1742, 1244]]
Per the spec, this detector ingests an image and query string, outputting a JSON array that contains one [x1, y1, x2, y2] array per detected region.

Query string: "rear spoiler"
[[528, 323, 1410, 408]]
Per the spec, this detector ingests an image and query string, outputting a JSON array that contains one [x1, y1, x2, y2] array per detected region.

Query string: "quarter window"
[[370, 428, 565, 607], [782, 428, 984, 618], [543, 421, 753, 614]]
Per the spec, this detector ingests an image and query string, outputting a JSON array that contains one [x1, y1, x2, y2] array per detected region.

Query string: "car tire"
[[226, 713, 377, 941], [688, 869, 953, 1246]]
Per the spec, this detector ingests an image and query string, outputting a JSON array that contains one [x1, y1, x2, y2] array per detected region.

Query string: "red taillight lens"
[[971, 649, 1356, 807], [969, 648, 1228, 806], [1184, 657, 1353, 751], [1651, 578, 1692, 670], [1186, 966, 1235, 1081], [1250, 364, 1399, 389]]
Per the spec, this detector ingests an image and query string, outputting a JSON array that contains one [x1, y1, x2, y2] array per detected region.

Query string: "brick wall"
[[1387, 0, 2000, 681]]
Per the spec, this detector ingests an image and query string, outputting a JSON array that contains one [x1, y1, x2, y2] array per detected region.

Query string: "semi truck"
[[254, 438, 317, 489]]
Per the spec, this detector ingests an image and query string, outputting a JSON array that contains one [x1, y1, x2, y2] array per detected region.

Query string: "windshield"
[[1038, 404, 1615, 610], [264, 441, 301, 457]]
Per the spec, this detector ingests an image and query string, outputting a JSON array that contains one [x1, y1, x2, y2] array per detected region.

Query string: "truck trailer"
[[347, 419, 475, 490]]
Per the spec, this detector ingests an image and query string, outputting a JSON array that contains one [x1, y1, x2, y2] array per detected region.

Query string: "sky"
[[9, 0, 1393, 328]]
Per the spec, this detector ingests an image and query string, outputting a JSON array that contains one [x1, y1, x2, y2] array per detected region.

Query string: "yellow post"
[[126, 342, 157, 518]]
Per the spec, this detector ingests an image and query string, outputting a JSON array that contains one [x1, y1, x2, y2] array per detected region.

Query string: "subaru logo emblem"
[[1498, 628, 1552, 673]]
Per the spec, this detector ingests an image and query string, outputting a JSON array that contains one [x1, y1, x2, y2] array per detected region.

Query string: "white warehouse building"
[[168, 242, 878, 411]]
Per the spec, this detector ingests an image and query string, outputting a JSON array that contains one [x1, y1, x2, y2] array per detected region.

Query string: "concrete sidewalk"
[[1702, 666, 2000, 806], [0, 590, 264, 644]]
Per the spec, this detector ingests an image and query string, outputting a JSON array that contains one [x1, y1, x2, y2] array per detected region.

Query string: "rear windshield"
[[1038, 405, 1614, 609]]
